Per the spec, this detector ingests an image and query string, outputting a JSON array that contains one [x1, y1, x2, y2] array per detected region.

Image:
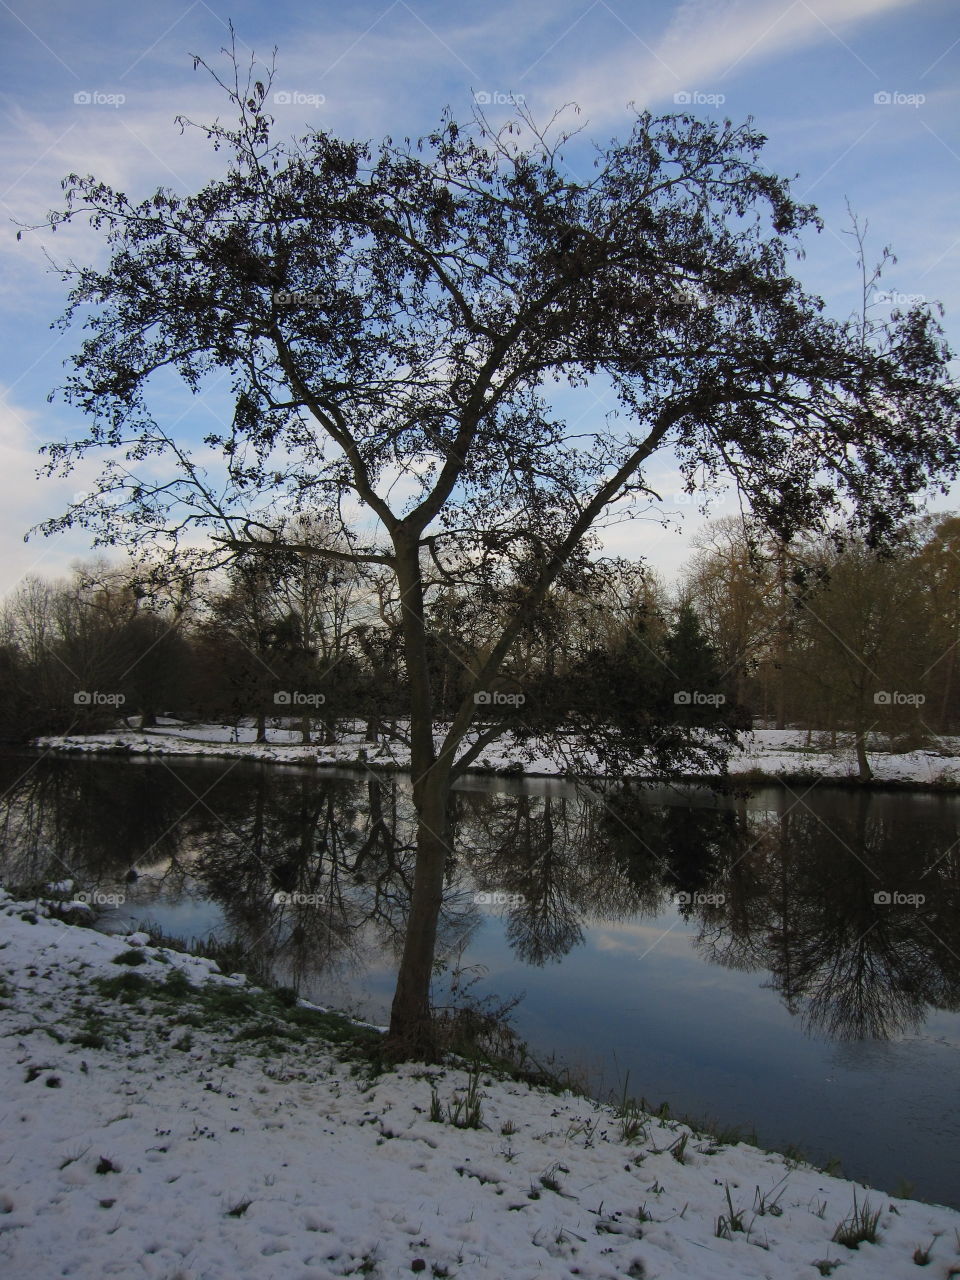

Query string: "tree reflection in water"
[[1, 755, 958, 1042]]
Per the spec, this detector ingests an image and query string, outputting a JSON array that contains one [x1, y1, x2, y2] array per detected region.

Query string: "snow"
[[36, 722, 960, 786], [3, 887, 960, 1279]]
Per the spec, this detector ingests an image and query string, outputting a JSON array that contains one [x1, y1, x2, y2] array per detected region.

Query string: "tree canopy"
[[28, 42, 960, 1054]]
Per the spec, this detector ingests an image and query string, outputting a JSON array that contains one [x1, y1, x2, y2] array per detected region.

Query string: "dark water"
[[1, 751, 959, 1207]]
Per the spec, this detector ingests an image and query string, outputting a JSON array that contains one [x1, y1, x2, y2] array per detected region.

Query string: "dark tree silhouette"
[[28, 42, 960, 1053]]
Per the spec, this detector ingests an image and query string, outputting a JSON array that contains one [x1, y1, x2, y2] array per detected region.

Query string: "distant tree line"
[[2, 512, 956, 761], [683, 513, 960, 774]]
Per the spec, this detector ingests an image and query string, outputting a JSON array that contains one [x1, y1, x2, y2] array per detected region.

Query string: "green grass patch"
[[92, 964, 385, 1064]]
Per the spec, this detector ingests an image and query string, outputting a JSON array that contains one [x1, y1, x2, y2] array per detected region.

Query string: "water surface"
[[1, 751, 957, 1206]]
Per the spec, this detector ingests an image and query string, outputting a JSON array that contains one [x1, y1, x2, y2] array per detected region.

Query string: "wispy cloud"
[[537, 0, 926, 121]]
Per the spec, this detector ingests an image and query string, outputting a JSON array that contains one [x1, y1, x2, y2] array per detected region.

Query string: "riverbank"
[[35, 721, 960, 790], [2, 886, 959, 1280]]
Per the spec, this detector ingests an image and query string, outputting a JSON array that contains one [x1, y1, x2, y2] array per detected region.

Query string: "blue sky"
[[1, 0, 958, 592]]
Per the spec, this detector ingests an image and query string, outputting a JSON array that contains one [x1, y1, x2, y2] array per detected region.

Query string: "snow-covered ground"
[[2, 887, 959, 1279], [35, 720, 960, 787]]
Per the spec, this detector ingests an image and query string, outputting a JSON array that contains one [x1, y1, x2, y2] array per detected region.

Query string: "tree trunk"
[[301, 713, 312, 745], [775, 542, 788, 731], [256, 710, 267, 743], [384, 536, 452, 1059], [854, 729, 872, 782], [386, 772, 450, 1057]]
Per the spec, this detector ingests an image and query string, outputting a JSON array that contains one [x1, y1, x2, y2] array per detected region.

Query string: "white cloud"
[[539, 0, 926, 122], [0, 388, 105, 593]]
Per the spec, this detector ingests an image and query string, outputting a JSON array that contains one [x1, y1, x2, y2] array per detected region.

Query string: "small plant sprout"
[[831, 1191, 882, 1249], [430, 1068, 484, 1129], [615, 1073, 647, 1143], [913, 1236, 938, 1265], [668, 1132, 689, 1164], [447, 1068, 484, 1130], [539, 1163, 567, 1194], [715, 1183, 747, 1239], [566, 1115, 599, 1145], [753, 1174, 788, 1217]]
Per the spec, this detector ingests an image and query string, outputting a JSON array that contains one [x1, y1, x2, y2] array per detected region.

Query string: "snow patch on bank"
[[35, 722, 960, 786], [2, 888, 959, 1279]]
